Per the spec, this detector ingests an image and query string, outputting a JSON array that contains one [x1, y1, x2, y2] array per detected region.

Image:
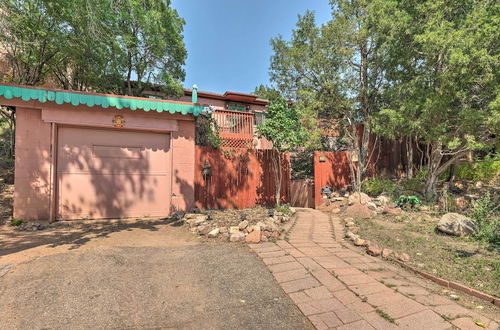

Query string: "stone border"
[[393, 259, 500, 307], [279, 209, 298, 240]]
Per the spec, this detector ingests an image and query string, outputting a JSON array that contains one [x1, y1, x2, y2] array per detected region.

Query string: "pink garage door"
[[57, 127, 171, 220]]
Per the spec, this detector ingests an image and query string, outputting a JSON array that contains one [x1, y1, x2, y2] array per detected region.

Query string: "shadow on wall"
[[56, 127, 167, 220], [194, 147, 290, 210], [194, 147, 255, 209]]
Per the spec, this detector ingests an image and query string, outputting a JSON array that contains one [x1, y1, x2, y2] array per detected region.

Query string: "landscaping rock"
[[375, 195, 390, 206], [348, 192, 371, 205], [350, 227, 360, 234], [475, 181, 484, 189], [219, 227, 227, 233], [331, 208, 341, 214], [437, 213, 477, 237], [230, 232, 245, 242], [229, 226, 240, 234], [238, 220, 249, 230], [345, 231, 357, 240], [353, 237, 367, 246], [194, 215, 207, 225], [345, 221, 355, 227], [197, 225, 211, 236], [396, 253, 410, 262], [366, 201, 378, 211], [366, 244, 381, 256], [345, 203, 374, 219], [245, 229, 261, 244], [454, 196, 467, 210], [208, 228, 220, 238], [344, 217, 354, 223], [381, 248, 393, 258]]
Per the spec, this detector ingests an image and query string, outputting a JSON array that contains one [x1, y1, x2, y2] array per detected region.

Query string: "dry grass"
[[355, 212, 500, 298]]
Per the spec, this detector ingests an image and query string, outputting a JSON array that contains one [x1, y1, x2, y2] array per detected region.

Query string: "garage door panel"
[[57, 127, 171, 220]]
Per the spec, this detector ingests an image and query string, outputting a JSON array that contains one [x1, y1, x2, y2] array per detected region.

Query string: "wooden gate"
[[313, 151, 352, 208]]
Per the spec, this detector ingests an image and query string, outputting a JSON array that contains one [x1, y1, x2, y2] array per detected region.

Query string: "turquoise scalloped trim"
[[0, 84, 204, 116]]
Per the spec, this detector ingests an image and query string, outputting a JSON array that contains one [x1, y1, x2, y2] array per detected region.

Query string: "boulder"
[[230, 232, 245, 242], [366, 244, 381, 256], [345, 203, 374, 219], [208, 228, 220, 238], [238, 220, 249, 230], [437, 213, 477, 237], [348, 192, 371, 205], [246, 229, 261, 244], [381, 248, 393, 258]]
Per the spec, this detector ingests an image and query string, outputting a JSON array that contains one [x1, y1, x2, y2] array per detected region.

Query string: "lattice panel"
[[221, 138, 254, 149]]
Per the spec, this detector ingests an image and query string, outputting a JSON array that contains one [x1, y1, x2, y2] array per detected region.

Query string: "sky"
[[171, 0, 332, 94]]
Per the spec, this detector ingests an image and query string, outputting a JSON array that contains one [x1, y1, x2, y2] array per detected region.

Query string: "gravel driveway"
[[0, 222, 312, 330]]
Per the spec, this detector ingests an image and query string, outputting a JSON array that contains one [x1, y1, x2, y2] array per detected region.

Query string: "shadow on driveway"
[[0, 225, 312, 329]]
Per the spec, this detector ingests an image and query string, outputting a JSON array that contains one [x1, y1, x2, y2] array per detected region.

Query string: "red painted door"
[[57, 127, 171, 220]]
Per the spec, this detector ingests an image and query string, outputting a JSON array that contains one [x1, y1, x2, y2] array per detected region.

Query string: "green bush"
[[10, 218, 23, 226], [469, 192, 500, 246], [396, 195, 422, 209], [275, 204, 291, 215], [456, 154, 500, 182], [362, 177, 397, 197]]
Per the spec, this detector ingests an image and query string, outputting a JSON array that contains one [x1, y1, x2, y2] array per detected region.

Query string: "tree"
[[269, 2, 388, 192], [258, 98, 308, 206], [253, 84, 281, 102], [374, 0, 499, 196], [0, 0, 187, 96]]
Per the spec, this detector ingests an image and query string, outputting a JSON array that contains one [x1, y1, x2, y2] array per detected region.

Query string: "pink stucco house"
[[0, 83, 206, 222]]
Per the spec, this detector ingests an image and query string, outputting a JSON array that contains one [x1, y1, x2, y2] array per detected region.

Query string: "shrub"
[[362, 177, 397, 197], [275, 204, 291, 215], [396, 195, 422, 209], [456, 154, 500, 182], [469, 192, 500, 245], [10, 218, 23, 226]]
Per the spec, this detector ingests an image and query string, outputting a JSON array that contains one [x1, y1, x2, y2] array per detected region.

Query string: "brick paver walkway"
[[250, 209, 499, 330]]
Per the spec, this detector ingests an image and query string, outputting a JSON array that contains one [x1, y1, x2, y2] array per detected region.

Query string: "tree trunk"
[[271, 150, 282, 207], [406, 136, 414, 179]]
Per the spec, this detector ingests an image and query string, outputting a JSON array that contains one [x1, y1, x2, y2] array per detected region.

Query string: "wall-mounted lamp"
[[202, 161, 212, 180]]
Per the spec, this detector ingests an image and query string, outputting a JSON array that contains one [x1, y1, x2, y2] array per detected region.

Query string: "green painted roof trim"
[[0, 84, 205, 116]]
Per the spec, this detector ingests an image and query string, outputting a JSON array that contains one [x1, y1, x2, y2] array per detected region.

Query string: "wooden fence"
[[195, 146, 290, 209]]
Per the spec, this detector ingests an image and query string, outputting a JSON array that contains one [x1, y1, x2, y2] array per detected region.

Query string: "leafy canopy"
[[258, 98, 308, 153]]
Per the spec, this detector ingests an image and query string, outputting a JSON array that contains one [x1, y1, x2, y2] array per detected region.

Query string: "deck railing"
[[213, 109, 254, 148]]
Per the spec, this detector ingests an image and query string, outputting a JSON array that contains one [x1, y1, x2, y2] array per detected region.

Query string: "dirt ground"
[[353, 212, 500, 299], [0, 219, 312, 330]]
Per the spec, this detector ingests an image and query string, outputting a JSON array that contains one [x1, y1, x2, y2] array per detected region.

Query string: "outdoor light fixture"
[[268, 208, 275, 217], [206, 210, 213, 221], [201, 161, 212, 179]]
